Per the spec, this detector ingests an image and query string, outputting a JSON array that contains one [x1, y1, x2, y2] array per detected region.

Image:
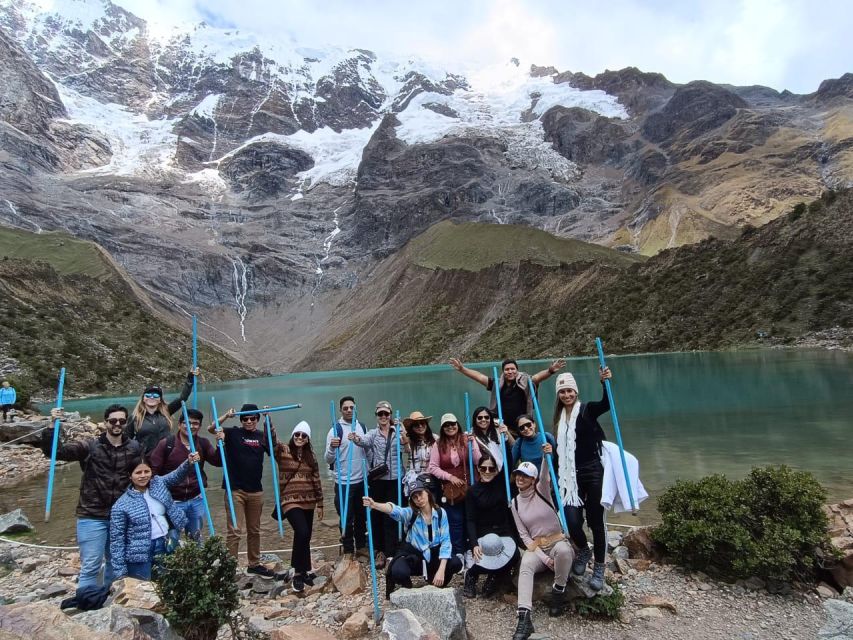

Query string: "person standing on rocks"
[[210, 404, 277, 577], [449, 358, 565, 434], [364, 478, 463, 598], [150, 408, 222, 541], [349, 400, 403, 569], [41, 404, 142, 589], [324, 396, 368, 559], [0, 380, 16, 423], [110, 452, 200, 580], [272, 421, 324, 593], [510, 458, 574, 639], [126, 369, 199, 454], [551, 367, 612, 592]]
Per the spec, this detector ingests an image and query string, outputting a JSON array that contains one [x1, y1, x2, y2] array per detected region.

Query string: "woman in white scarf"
[[551, 366, 612, 592]]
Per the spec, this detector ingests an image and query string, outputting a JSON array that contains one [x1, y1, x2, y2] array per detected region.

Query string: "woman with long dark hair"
[[471, 406, 514, 473], [551, 367, 612, 592], [427, 413, 480, 556], [273, 421, 323, 593], [401, 411, 439, 498]]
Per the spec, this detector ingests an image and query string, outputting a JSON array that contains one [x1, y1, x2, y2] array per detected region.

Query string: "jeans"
[[225, 490, 264, 567], [126, 537, 167, 581], [283, 508, 315, 574], [174, 495, 205, 541], [443, 503, 466, 556], [333, 481, 367, 553], [77, 518, 113, 589], [565, 459, 607, 563]]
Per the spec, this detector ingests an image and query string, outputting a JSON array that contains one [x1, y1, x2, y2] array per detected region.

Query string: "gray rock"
[[38, 584, 69, 600], [389, 586, 465, 640], [567, 574, 613, 599], [636, 607, 664, 620], [73, 605, 182, 640], [0, 509, 34, 534], [743, 576, 766, 591], [818, 599, 853, 639], [382, 608, 428, 640], [606, 530, 624, 551], [125, 607, 183, 640], [611, 545, 629, 561]]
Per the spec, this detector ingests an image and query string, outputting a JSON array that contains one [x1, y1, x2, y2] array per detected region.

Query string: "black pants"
[[564, 459, 606, 563], [368, 478, 399, 558], [334, 481, 366, 553], [283, 507, 314, 574], [387, 551, 463, 597], [1, 404, 11, 421]]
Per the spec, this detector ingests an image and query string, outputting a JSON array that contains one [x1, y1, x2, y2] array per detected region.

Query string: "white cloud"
[[117, 0, 851, 93]]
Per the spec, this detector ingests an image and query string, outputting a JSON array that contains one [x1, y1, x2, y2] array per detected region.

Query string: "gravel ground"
[[465, 564, 827, 640]]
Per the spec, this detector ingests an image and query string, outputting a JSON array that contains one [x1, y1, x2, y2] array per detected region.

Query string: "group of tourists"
[[42, 357, 644, 639]]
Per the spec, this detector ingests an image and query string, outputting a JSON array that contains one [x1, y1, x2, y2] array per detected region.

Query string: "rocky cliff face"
[[0, 0, 850, 372]]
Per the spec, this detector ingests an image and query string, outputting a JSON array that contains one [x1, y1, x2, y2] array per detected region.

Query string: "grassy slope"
[[0, 227, 254, 400]]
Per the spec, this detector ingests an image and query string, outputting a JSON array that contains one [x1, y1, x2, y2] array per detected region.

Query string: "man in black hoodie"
[[42, 404, 141, 589]]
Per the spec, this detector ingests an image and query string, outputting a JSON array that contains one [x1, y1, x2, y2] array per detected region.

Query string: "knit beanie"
[[555, 373, 578, 393], [292, 421, 311, 438]]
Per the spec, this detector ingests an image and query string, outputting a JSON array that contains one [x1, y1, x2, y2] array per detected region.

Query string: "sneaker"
[[303, 573, 315, 587], [292, 574, 305, 593], [571, 547, 592, 576], [247, 564, 275, 578]]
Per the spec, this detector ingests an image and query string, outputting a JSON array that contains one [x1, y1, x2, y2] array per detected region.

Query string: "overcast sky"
[[120, 0, 851, 93]]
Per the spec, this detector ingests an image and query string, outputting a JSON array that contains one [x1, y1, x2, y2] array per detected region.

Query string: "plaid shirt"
[[389, 505, 452, 562]]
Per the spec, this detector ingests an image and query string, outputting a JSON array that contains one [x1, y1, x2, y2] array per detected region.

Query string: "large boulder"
[[72, 605, 181, 639], [818, 599, 853, 639], [0, 509, 33, 534], [382, 608, 429, 640], [106, 578, 160, 610], [0, 602, 118, 639], [827, 500, 853, 589], [622, 526, 664, 562], [389, 586, 465, 640], [269, 624, 338, 640], [332, 555, 367, 595]]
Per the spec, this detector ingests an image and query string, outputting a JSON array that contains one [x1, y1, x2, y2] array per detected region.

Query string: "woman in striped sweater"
[[273, 421, 324, 593]]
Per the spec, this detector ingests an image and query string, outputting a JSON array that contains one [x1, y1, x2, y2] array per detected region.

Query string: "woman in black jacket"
[[126, 369, 198, 454], [462, 452, 518, 599]]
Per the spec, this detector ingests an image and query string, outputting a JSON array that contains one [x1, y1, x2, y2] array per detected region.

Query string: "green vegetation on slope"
[[0, 227, 254, 400], [407, 220, 643, 271]]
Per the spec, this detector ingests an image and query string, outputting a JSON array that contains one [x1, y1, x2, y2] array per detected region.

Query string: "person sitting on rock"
[[363, 477, 463, 598], [149, 408, 222, 542], [463, 452, 518, 599], [0, 380, 16, 423], [449, 358, 564, 435], [110, 452, 200, 580], [125, 369, 199, 454], [41, 404, 142, 589], [510, 457, 574, 640]]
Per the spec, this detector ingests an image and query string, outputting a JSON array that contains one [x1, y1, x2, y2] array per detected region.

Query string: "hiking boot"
[[511, 608, 534, 640], [548, 584, 566, 617], [589, 561, 606, 592], [303, 573, 315, 587], [481, 573, 498, 597], [462, 571, 478, 598], [571, 546, 592, 576], [292, 574, 305, 593], [247, 564, 275, 578]]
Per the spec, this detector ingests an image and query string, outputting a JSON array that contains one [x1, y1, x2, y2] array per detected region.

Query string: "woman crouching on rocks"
[[363, 478, 463, 598], [510, 454, 573, 640], [273, 421, 324, 593], [109, 452, 200, 580]]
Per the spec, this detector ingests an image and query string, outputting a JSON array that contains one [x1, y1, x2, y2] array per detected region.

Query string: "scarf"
[[556, 402, 583, 507]]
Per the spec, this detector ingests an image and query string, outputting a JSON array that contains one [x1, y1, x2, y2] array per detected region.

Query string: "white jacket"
[[600, 440, 648, 512]]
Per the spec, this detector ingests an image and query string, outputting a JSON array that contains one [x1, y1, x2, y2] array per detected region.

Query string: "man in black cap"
[[210, 404, 276, 576]]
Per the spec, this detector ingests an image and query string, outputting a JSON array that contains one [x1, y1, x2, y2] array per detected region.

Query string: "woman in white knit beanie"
[[550, 365, 612, 592]]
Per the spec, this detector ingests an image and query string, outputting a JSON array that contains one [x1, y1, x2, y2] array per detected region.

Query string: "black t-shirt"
[[222, 426, 270, 492], [487, 377, 527, 429]]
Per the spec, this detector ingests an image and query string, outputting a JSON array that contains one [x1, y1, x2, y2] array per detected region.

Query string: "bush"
[[652, 466, 831, 582], [155, 536, 245, 640], [573, 578, 624, 618]]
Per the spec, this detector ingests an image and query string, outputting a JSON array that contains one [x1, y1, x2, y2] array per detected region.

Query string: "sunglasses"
[[106, 418, 128, 426], [518, 422, 535, 431], [376, 411, 391, 417], [476, 414, 492, 421], [240, 416, 259, 423], [442, 422, 458, 428], [293, 433, 309, 440], [478, 465, 497, 472], [143, 392, 161, 399], [413, 422, 427, 428]]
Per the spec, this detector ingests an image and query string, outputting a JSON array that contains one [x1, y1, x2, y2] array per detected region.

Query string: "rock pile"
[[826, 499, 853, 590]]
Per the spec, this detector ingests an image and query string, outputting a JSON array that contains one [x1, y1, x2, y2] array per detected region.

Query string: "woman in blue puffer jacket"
[[110, 451, 200, 580]]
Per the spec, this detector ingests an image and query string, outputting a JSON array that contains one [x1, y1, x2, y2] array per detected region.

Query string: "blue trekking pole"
[[180, 401, 215, 535], [330, 401, 344, 534], [395, 409, 403, 539], [210, 396, 237, 528], [464, 392, 474, 486], [44, 367, 66, 522], [527, 380, 569, 534], [362, 457, 381, 625], [595, 337, 638, 513], [340, 404, 357, 543], [265, 414, 285, 537], [191, 315, 198, 409], [492, 366, 513, 502]]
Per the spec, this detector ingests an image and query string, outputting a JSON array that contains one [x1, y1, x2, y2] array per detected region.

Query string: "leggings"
[[564, 459, 606, 563], [284, 508, 315, 574]]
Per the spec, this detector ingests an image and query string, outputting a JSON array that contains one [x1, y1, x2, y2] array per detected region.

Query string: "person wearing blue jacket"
[[110, 451, 200, 580], [0, 380, 16, 422], [511, 414, 557, 471]]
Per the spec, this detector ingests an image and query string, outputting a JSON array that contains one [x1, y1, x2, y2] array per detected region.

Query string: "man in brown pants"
[[212, 403, 276, 576]]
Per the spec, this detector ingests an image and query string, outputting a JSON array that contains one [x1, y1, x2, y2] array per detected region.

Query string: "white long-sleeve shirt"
[[324, 418, 366, 484]]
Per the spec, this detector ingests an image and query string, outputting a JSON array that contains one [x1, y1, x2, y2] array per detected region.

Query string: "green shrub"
[[652, 466, 831, 582], [573, 578, 624, 618], [155, 536, 247, 640]]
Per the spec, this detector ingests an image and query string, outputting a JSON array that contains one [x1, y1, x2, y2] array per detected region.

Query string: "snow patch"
[[191, 93, 221, 119]]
